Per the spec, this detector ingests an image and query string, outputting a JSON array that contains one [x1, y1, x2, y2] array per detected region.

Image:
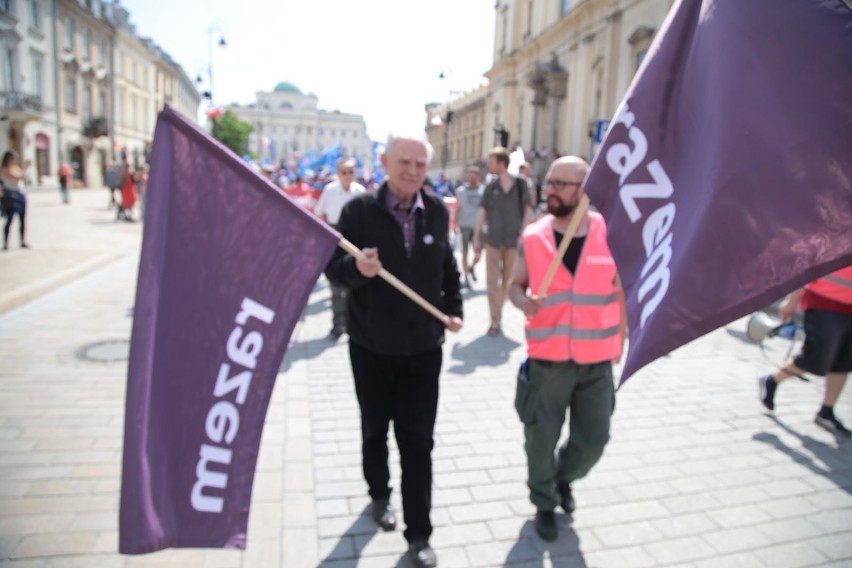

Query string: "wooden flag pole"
[[536, 194, 590, 299], [337, 238, 452, 327]]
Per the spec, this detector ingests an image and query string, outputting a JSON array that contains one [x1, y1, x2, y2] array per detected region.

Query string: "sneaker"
[[534, 510, 558, 541], [557, 482, 575, 514], [815, 412, 852, 437], [758, 374, 776, 411]]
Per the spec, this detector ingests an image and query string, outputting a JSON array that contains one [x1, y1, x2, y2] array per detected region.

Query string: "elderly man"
[[325, 132, 463, 568], [509, 155, 625, 542], [315, 157, 366, 338]]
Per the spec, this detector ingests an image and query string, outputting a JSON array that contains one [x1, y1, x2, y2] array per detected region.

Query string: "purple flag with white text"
[[119, 106, 339, 553], [585, 0, 852, 383]]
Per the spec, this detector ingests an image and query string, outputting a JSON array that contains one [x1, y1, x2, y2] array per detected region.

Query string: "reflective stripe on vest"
[[526, 324, 621, 341], [523, 212, 622, 363], [806, 266, 852, 304]]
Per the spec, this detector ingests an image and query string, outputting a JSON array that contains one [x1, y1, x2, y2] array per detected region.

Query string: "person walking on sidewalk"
[[453, 165, 483, 288], [759, 266, 852, 436], [473, 146, 532, 336], [508, 155, 626, 542], [1, 150, 30, 250], [325, 132, 464, 568], [315, 157, 366, 339]]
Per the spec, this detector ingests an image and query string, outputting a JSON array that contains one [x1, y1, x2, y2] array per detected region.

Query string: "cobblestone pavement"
[[0, 188, 850, 567]]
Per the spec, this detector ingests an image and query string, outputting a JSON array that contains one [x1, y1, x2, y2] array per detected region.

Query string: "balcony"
[[83, 116, 109, 138], [0, 90, 43, 121]]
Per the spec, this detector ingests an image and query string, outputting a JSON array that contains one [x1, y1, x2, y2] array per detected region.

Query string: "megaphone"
[[746, 312, 796, 344]]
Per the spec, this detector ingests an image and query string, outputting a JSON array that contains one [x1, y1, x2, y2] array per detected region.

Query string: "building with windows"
[[226, 81, 371, 169], [425, 83, 488, 183], [55, 0, 114, 187], [483, 0, 673, 181], [1, 0, 60, 187], [1, 0, 199, 189]]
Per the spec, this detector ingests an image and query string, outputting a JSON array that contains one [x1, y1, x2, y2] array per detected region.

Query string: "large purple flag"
[[119, 106, 339, 553], [585, 0, 852, 383]]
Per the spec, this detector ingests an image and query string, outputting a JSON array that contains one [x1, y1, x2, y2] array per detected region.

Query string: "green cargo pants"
[[515, 358, 615, 511]]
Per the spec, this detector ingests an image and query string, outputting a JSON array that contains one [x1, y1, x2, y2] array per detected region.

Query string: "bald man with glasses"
[[509, 155, 626, 542]]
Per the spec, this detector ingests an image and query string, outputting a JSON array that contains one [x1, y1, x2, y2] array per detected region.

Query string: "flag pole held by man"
[[119, 107, 460, 555], [584, 0, 852, 384]]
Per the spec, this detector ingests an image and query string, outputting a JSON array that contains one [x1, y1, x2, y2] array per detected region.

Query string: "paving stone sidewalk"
[[0, 191, 850, 567]]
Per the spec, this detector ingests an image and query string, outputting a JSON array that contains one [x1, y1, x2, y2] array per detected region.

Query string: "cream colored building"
[[152, 50, 199, 127], [109, 3, 156, 173], [55, 0, 114, 188], [425, 83, 488, 183], [1, 0, 60, 188], [227, 81, 371, 168], [485, 0, 673, 181]]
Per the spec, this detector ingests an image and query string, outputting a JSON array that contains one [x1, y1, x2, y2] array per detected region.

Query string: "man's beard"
[[547, 196, 575, 217]]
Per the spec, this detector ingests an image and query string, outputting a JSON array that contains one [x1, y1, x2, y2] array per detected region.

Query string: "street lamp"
[[195, 21, 227, 107]]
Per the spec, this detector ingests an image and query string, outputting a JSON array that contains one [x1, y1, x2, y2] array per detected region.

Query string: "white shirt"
[[315, 179, 366, 225]]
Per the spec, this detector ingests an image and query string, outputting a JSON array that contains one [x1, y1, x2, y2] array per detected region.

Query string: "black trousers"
[[349, 342, 442, 543]]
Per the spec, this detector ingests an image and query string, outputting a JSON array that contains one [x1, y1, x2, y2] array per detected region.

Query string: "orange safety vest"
[[523, 212, 622, 363], [806, 266, 852, 304]]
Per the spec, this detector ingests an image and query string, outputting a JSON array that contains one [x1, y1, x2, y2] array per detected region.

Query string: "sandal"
[[487, 323, 500, 336]]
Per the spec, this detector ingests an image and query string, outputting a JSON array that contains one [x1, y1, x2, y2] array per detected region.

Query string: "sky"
[[120, 0, 496, 143]]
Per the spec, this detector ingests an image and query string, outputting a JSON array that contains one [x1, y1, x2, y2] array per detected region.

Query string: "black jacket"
[[325, 182, 463, 356]]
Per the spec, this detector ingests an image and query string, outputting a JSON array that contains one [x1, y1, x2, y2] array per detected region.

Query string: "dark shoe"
[[534, 510, 558, 541], [469, 268, 477, 282], [815, 411, 852, 437], [20, 242, 29, 249], [329, 329, 343, 340], [758, 374, 776, 411], [558, 482, 575, 514], [371, 499, 396, 531], [408, 540, 437, 568]]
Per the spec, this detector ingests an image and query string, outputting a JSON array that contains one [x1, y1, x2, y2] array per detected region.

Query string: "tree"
[[210, 110, 253, 157]]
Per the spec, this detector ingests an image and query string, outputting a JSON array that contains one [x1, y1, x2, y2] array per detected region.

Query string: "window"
[[636, 49, 648, 71], [83, 84, 92, 120], [65, 75, 77, 112], [64, 17, 74, 50], [81, 29, 90, 59], [96, 38, 105, 65], [500, 12, 508, 53], [98, 90, 105, 116], [0, 0, 11, 14], [131, 94, 137, 128], [31, 54, 43, 97], [4, 48, 14, 91], [29, 0, 41, 31], [561, 0, 571, 16], [526, 0, 533, 36]]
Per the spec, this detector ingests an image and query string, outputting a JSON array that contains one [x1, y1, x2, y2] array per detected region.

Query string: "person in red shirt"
[[759, 266, 852, 436]]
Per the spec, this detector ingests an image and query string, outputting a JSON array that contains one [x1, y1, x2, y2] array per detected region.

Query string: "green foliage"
[[210, 110, 253, 156]]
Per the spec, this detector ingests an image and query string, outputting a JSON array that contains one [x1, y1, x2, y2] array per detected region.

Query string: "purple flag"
[[119, 106, 340, 553], [585, 0, 852, 383]]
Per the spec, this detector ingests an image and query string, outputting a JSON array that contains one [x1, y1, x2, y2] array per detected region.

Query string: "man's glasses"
[[545, 179, 582, 191]]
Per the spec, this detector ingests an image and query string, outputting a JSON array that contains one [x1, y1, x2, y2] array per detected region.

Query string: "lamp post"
[[195, 21, 227, 107]]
